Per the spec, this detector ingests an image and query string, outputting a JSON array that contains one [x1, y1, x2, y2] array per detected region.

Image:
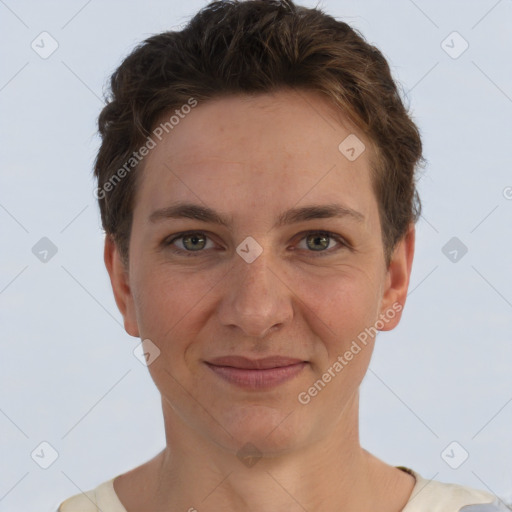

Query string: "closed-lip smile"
[[205, 356, 308, 389]]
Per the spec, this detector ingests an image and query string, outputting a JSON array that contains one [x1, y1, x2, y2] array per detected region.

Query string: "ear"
[[378, 223, 415, 331], [103, 235, 140, 337]]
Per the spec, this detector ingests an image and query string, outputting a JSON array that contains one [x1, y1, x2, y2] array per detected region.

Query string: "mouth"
[[205, 356, 308, 390]]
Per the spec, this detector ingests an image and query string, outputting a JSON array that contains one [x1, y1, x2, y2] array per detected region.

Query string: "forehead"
[[149, 90, 367, 165], [134, 90, 378, 226]]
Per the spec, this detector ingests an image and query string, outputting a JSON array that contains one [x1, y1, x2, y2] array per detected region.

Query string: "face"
[[105, 89, 414, 455]]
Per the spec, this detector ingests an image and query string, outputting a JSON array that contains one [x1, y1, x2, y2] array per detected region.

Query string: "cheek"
[[131, 249, 383, 360], [292, 271, 380, 412], [289, 266, 381, 342], [131, 263, 221, 344]]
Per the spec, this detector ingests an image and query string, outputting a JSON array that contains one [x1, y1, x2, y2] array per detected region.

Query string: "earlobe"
[[378, 223, 415, 331], [103, 235, 140, 337]]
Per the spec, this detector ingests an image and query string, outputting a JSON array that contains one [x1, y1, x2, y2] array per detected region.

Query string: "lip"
[[207, 356, 305, 369], [205, 356, 308, 390]]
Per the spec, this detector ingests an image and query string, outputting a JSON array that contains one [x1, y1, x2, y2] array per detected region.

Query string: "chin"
[[218, 404, 310, 455]]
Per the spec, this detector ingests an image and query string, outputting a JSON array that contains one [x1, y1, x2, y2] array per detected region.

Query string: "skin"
[[105, 89, 416, 512]]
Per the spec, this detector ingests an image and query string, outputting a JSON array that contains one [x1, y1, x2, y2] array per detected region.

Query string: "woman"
[[59, 1, 507, 510]]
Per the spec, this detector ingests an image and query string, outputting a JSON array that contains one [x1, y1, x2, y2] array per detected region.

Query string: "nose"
[[216, 248, 294, 338]]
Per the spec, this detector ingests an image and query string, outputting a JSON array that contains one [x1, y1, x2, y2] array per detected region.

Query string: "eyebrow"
[[148, 201, 365, 228]]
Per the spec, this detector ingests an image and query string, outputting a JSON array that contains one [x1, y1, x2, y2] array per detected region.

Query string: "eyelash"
[[163, 231, 349, 258]]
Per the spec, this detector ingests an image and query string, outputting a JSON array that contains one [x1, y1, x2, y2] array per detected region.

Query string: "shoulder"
[[57, 476, 125, 512], [400, 467, 510, 512], [57, 488, 98, 511]]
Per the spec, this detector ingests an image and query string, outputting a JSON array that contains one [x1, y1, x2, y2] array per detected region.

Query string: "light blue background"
[[1, 1, 511, 510]]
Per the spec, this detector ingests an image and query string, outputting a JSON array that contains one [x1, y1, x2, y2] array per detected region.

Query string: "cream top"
[[57, 466, 506, 511]]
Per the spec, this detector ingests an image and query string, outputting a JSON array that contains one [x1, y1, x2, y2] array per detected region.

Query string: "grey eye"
[[181, 233, 207, 251], [305, 233, 331, 251]]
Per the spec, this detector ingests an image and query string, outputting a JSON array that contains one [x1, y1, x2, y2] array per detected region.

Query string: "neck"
[[126, 392, 412, 512]]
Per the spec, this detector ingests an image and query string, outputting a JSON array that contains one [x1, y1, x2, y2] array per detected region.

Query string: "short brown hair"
[[94, 0, 423, 267]]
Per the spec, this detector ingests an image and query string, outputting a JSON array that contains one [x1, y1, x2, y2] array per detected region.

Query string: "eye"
[[163, 230, 348, 258], [296, 231, 346, 255], [165, 231, 216, 255]]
